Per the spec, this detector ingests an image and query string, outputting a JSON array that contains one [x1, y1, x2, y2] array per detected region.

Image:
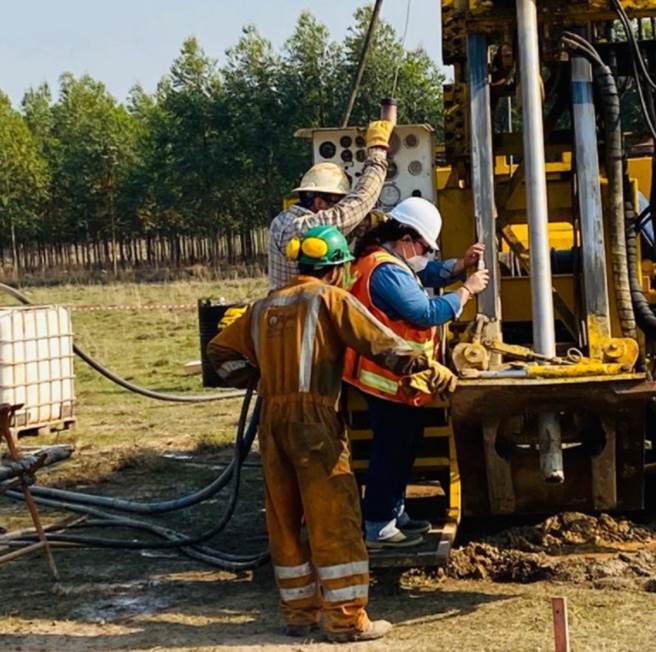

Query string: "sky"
[[1, 0, 445, 107]]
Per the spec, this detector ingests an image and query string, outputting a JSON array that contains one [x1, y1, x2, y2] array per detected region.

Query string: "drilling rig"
[[193, 0, 656, 568], [439, 0, 656, 543], [296, 0, 656, 567]]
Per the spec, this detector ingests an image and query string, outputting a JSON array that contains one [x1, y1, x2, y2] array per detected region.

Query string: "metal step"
[[368, 519, 457, 568]]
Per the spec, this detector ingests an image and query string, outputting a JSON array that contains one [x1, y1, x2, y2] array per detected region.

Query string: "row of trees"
[[0, 6, 445, 272]]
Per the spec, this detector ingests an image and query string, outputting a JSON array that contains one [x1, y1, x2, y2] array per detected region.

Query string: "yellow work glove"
[[401, 360, 458, 397], [218, 305, 248, 331], [366, 120, 394, 150]]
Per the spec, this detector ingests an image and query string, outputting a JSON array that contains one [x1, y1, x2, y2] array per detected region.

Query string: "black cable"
[[607, 1, 656, 140], [27, 398, 260, 514], [341, 0, 384, 127], [0, 282, 246, 404], [561, 33, 637, 337], [4, 498, 268, 570], [611, 0, 656, 92], [2, 383, 269, 566]]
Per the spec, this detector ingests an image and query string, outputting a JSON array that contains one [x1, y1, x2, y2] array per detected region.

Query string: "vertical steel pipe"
[[571, 54, 611, 358], [515, 0, 562, 482], [466, 34, 502, 332], [515, 0, 556, 357]]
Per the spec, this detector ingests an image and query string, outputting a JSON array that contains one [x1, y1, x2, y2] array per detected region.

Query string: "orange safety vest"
[[343, 247, 437, 407]]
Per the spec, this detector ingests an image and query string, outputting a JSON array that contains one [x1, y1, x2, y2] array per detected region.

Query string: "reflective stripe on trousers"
[[323, 583, 369, 603], [274, 562, 313, 580], [279, 582, 318, 602]]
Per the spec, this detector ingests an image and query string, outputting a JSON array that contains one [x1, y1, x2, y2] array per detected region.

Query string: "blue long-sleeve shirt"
[[369, 255, 463, 328]]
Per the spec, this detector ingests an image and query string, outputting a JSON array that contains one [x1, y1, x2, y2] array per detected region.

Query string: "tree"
[[0, 92, 49, 268], [49, 73, 138, 267], [220, 26, 287, 236]]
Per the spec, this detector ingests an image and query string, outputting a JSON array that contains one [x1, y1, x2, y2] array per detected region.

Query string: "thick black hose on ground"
[[2, 383, 269, 569], [28, 398, 260, 514], [0, 282, 245, 403], [4, 495, 268, 571]]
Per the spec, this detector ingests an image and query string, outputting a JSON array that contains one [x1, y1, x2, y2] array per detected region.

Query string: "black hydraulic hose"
[[28, 397, 261, 514], [3, 383, 266, 557], [624, 181, 656, 337], [5, 497, 269, 570], [561, 35, 638, 337], [0, 282, 245, 403], [593, 63, 637, 338]]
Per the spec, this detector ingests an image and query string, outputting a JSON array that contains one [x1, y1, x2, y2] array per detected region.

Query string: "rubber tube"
[[2, 383, 269, 567], [592, 63, 637, 338], [28, 398, 260, 514]]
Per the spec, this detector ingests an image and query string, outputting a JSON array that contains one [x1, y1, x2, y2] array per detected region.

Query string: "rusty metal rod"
[[341, 0, 384, 127], [1, 404, 59, 579]]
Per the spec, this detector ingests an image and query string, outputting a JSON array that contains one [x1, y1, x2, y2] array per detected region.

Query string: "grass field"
[[1, 279, 656, 651]]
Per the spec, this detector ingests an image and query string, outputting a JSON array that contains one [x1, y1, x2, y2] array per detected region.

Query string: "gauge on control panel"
[[408, 160, 422, 176], [404, 133, 418, 148], [379, 183, 401, 209], [386, 161, 398, 180], [319, 141, 336, 159], [340, 135, 353, 148]]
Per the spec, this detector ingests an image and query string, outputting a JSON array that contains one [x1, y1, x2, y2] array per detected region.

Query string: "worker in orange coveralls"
[[207, 225, 456, 643]]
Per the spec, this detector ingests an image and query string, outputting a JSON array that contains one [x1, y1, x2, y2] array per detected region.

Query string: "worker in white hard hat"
[[343, 196, 489, 548], [268, 118, 395, 290]]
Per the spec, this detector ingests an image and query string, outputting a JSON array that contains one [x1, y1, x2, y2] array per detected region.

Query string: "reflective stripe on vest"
[[359, 369, 398, 395]]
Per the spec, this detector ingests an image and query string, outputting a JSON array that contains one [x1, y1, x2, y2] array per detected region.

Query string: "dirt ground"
[[3, 448, 656, 652], [2, 281, 656, 651]]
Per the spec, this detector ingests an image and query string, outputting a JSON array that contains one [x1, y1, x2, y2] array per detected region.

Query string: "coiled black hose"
[[0, 282, 245, 403], [2, 384, 270, 570]]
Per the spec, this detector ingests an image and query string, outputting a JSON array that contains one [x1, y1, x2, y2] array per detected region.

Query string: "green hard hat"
[[288, 225, 354, 268]]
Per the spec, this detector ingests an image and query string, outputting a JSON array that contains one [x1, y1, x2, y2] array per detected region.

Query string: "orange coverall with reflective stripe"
[[207, 276, 428, 633]]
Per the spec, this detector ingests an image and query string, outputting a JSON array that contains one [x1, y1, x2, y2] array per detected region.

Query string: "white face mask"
[[406, 253, 432, 273]]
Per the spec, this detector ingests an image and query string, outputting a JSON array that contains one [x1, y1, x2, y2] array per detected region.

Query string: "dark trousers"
[[362, 394, 425, 523]]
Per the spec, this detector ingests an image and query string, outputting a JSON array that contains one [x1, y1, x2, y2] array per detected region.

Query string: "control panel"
[[296, 124, 436, 210]]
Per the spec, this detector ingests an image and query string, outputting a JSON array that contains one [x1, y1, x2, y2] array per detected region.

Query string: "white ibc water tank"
[[0, 305, 75, 435]]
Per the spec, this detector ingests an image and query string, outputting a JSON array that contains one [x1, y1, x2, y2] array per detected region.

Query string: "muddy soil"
[[448, 512, 656, 590]]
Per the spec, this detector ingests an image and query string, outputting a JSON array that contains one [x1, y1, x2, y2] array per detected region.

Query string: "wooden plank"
[[591, 416, 617, 510], [551, 596, 571, 652], [482, 418, 516, 514]]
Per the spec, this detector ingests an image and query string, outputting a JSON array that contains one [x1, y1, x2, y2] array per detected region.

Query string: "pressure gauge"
[[379, 183, 401, 208]]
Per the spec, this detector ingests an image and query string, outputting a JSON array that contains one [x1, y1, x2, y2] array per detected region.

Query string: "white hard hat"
[[292, 162, 351, 196], [388, 197, 442, 251]]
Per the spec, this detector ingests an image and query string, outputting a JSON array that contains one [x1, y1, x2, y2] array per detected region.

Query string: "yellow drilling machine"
[[293, 0, 656, 567]]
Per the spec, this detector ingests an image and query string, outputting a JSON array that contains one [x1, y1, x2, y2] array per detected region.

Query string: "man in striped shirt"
[[268, 119, 394, 289]]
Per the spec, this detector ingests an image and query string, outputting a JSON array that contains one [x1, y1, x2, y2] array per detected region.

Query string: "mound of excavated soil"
[[447, 512, 656, 590]]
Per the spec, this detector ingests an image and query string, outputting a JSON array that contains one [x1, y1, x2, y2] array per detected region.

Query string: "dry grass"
[[2, 279, 656, 650]]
